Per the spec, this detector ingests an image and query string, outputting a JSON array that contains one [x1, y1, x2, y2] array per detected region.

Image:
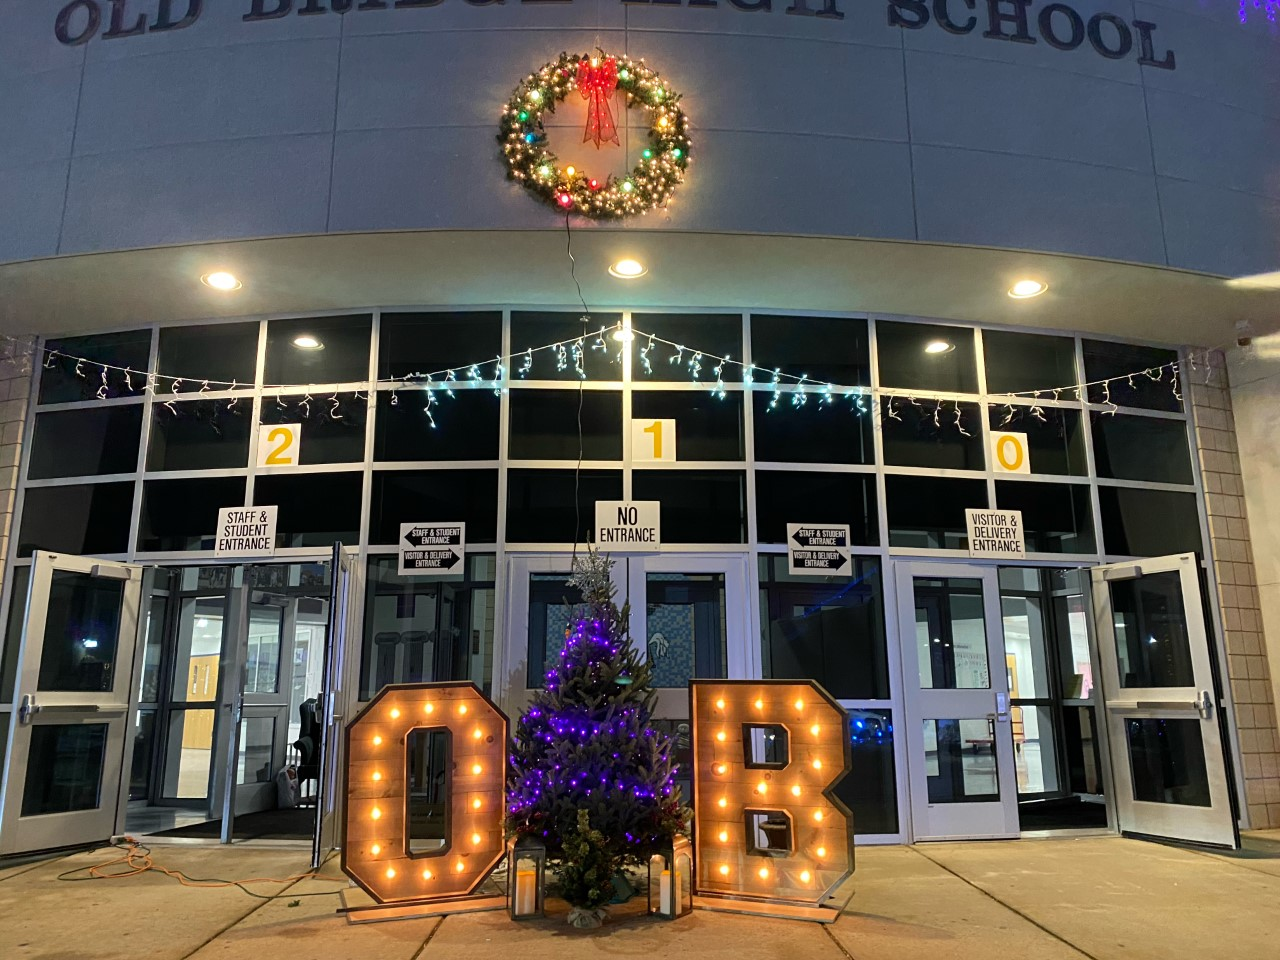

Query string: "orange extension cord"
[[56, 837, 348, 900]]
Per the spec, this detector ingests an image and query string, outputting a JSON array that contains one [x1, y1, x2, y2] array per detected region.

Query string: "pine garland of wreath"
[[499, 51, 691, 219]]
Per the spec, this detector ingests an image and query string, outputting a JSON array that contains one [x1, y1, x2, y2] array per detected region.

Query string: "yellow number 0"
[[995, 435, 1024, 471], [264, 427, 294, 465], [643, 420, 663, 459]]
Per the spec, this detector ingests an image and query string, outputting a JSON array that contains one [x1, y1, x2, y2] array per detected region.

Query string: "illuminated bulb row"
[[389, 703, 471, 720], [714, 864, 814, 884]]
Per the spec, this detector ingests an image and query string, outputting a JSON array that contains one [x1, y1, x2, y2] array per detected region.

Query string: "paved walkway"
[[3, 832, 1278, 960]]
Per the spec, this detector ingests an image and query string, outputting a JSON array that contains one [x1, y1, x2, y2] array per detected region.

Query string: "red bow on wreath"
[[578, 57, 620, 149]]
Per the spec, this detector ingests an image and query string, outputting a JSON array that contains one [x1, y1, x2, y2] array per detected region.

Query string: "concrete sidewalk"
[[3, 832, 1278, 960]]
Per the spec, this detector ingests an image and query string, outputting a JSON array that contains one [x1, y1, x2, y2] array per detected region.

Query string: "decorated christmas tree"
[[505, 549, 688, 927]]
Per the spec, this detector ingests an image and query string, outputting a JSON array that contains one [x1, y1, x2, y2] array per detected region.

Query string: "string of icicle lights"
[[29, 323, 1216, 432]]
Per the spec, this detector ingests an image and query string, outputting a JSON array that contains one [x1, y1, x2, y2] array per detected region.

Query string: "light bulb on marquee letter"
[[342, 682, 507, 906], [690, 680, 853, 921]]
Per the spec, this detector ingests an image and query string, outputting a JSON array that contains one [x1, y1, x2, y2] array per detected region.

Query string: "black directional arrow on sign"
[[405, 549, 463, 570], [790, 549, 849, 572], [790, 527, 850, 549], [403, 526, 463, 547]]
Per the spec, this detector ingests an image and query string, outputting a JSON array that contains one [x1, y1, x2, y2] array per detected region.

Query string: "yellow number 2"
[[264, 426, 295, 466], [643, 420, 663, 460]]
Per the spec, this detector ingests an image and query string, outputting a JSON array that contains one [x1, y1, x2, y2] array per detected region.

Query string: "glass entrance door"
[[1090, 553, 1238, 848], [314, 544, 357, 868], [897, 561, 1019, 841], [0, 551, 143, 854]]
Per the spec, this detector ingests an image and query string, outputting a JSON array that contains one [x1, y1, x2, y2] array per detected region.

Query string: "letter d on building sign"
[[690, 680, 854, 921], [342, 683, 507, 908]]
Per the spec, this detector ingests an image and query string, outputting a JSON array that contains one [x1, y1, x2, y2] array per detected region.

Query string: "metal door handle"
[[18, 694, 40, 725], [1196, 690, 1213, 720]]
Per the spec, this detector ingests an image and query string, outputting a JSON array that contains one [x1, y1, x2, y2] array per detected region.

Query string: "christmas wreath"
[[498, 51, 691, 219]]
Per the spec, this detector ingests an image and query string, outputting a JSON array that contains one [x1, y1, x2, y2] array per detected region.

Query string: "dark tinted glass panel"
[[754, 394, 873, 465], [832, 710, 897, 835], [882, 399, 984, 470], [751, 315, 870, 387], [1109, 571, 1194, 688], [254, 472, 362, 547], [1126, 718, 1210, 806], [129, 708, 156, 800], [987, 406, 1087, 476], [369, 469, 499, 544], [22, 723, 108, 815], [983, 331, 1077, 395], [506, 469, 623, 543], [147, 400, 251, 471], [264, 315, 372, 386], [39, 330, 151, 404], [19, 483, 134, 556], [876, 321, 977, 393], [1099, 487, 1202, 557], [375, 390, 499, 462], [261, 393, 367, 464], [759, 555, 888, 699], [28, 406, 143, 479], [527, 571, 586, 688], [886, 475, 988, 549], [509, 390, 622, 460], [38, 571, 125, 693], [1091, 413, 1193, 485], [157, 322, 258, 388], [1083, 340, 1181, 412], [378, 312, 502, 380], [754, 471, 877, 546], [995, 481, 1095, 553], [631, 314, 742, 383], [138, 477, 246, 551], [510, 312, 622, 382], [633, 391, 744, 461], [645, 573, 728, 685], [632, 470, 746, 543], [1, 565, 32, 698]]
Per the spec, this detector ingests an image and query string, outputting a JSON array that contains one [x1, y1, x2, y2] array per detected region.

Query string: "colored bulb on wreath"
[[621, 180, 634, 193], [642, 148, 653, 159], [565, 166, 576, 176], [558, 193, 573, 208], [518, 110, 529, 121], [672, 148, 683, 159], [588, 178, 600, 190], [524, 133, 536, 144]]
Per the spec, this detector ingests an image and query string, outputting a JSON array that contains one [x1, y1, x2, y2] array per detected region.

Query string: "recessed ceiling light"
[[200, 271, 241, 291], [1009, 278, 1047, 299], [924, 339, 955, 355], [608, 258, 647, 279], [292, 335, 324, 350]]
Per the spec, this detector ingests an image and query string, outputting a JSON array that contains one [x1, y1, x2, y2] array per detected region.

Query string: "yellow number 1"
[[643, 420, 663, 460]]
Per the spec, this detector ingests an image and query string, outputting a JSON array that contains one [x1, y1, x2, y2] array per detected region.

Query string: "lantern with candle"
[[506, 836, 547, 920], [648, 833, 694, 920]]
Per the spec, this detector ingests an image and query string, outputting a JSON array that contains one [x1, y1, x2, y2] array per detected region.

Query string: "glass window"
[[833, 709, 897, 835], [19, 482, 134, 556], [526, 570, 586, 687], [753, 394, 873, 465], [139, 591, 167, 703], [245, 604, 283, 694], [886, 475, 987, 549], [361, 555, 496, 699], [138, 477, 246, 552], [162, 708, 215, 799], [1, 565, 32, 699], [237, 717, 276, 784], [750, 315, 870, 387], [1126, 718, 1211, 806], [758, 555, 888, 700], [982, 330, 1077, 396], [1098, 487, 1202, 557], [260, 393, 368, 464], [375, 390, 499, 462], [925, 718, 1000, 802], [913, 577, 990, 689], [158, 322, 259, 389], [147, 400, 252, 471], [510, 311, 623, 382], [369, 469, 499, 545], [631, 314, 742, 384], [882, 399, 984, 470], [28, 406, 143, 479], [130, 708, 157, 801], [1091, 413, 1193, 485], [1083, 340, 1181, 412], [632, 391, 744, 461], [876, 321, 978, 394], [506, 469, 623, 544], [1108, 571, 1194, 688], [264, 315, 372, 386], [508, 389, 622, 460], [254, 472, 362, 547], [22, 723, 108, 815], [632, 470, 746, 544], [643, 573, 728, 686], [378, 311, 502, 381], [987, 406, 1087, 476], [754, 471, 877, 546], [39, 330, 151, 404], [37, 570, 126, 693], [995, 480, 1096, 553]]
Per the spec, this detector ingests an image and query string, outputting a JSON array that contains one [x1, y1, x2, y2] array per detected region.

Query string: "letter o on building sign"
[[343, 682, 507, 904], [691, 680, 853, 909]]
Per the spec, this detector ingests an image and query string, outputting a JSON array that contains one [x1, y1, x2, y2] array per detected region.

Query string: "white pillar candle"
[[516, 868, 537, 915], [659, 869, 672, 914]]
